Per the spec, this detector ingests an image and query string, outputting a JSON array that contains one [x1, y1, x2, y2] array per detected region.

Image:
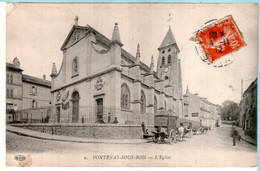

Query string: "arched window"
[[140, 91, 146, 113], [168, 55, 171, 64], [154, 96, 158, 114], [72, 57, 79, 75], [162, 56, 165, 65], [121, 84, 130, 110], [168, 48, 171, 52]]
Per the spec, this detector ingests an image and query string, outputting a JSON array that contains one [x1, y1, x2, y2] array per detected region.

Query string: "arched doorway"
[[72, 91, 79, 123]]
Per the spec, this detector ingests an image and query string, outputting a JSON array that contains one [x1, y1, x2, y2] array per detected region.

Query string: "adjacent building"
[[50, 19, 183, 125], [6, 58, 23, 122], [239, 78, 257, 138], [6, 58, 52, 123], [183, 86, 221, 127]]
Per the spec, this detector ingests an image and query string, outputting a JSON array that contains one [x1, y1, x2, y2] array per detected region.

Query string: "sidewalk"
[[6, 125, 148, 144], [236, 126, 257, 146]]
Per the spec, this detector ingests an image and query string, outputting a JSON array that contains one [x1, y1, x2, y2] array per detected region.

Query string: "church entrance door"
[[96, 98, 103, 123], [72, 91, 79, 123], [56, 106, 60, 123]]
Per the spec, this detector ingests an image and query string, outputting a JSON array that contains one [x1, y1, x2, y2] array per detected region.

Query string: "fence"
[[15, 107, 55, 123], [13, 106, 153, 125]]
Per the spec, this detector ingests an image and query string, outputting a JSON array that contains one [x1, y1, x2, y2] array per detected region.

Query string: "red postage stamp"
[[195, 15, 246, 64]]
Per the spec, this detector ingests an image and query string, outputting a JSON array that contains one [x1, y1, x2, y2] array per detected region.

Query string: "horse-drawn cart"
[[151, 114, 179, 144]]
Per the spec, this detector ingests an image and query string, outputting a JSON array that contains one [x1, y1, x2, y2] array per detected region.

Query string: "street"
[[6, 125, 257, 167]]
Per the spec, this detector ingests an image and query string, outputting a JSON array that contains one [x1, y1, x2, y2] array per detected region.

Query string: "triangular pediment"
[[60, 25, 89, 51]]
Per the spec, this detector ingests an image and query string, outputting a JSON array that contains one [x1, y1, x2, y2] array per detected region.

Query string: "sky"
[[6, 3, 258, 105]]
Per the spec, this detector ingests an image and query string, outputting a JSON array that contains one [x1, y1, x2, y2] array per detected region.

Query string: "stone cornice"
[[51, 67, 122, 93]]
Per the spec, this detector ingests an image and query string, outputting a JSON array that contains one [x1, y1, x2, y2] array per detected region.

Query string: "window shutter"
[[10, 89, 13, 98], [6, 89, 9, 98], [6, 74, 9, 83], [10, 75, 13, 84], [35, 87, 37, 95], [36, 101, 38, 108], [30, 86, 32, 94]]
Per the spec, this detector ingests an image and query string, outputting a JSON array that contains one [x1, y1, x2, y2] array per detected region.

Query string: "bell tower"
[[156, 26, 183, 117]]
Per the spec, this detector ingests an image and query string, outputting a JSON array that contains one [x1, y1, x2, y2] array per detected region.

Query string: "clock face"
[[164, 67, 169, 73]]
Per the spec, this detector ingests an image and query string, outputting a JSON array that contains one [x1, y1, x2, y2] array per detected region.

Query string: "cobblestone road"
[[6, 125, 257, 167]]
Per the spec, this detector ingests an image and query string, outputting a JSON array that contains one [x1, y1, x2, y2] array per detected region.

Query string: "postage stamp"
[[194, 15, 246, 67]]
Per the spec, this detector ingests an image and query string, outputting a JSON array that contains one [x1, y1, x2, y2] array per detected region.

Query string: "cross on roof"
[[74, 16, 79, 25], [167, 13, 173, 27]]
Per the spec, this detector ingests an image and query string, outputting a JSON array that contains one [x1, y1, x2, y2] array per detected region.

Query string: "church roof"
[[159, 27, 179, 51]]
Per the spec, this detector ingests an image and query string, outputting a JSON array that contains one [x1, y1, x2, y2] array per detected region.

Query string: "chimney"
[[43, 74, 46, 80]]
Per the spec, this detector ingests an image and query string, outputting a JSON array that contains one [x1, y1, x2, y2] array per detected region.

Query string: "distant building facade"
[[50, 20, 183, 125], [239, 78, 257, 138], [6, 58, 23, 122], [6, 58, 52, 123], [183, 86, 221, 127]]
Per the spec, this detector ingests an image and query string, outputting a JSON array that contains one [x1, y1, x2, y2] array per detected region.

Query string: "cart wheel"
[[152, 136, 158, 143], [169, 129, 175, 145]]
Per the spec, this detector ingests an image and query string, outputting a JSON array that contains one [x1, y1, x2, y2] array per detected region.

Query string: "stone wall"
[[239, 78, 257, 138], [12, 123, 153, 139]]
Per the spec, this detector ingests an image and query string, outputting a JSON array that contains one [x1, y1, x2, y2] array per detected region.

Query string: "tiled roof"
[[244, 78, 257, 95], [22, 74, 51, 88], [6, 62, 23, 72]]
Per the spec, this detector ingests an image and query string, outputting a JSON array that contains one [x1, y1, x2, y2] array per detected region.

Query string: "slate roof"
[[159, 27, 180, 52], [22, 74, 51, 88]]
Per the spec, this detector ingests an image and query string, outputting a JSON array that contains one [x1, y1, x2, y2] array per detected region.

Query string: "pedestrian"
[[231, 126, 238, 146], [108, 112, 111, 123], [112, 117, 118, 124]]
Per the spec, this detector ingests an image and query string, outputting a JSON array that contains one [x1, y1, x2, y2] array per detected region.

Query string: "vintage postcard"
[[5, 3, 257, 167]]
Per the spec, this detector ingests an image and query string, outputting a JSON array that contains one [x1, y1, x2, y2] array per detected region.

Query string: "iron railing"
[[13, 106, 154, 125]]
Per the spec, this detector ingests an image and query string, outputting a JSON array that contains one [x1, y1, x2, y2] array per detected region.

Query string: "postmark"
[[193, 15, 246, 67]]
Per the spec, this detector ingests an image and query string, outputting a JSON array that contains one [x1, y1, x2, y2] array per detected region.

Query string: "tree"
[[220, 100, 240, 121]]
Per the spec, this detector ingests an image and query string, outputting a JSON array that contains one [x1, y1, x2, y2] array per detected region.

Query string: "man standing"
[[232, 126, 238, 146]]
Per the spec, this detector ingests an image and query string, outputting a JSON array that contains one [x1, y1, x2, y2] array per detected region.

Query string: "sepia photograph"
[[5, 3, 257, 167]]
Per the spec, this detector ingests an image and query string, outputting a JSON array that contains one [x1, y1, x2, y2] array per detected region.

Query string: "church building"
[[50, 17, 183, 125]]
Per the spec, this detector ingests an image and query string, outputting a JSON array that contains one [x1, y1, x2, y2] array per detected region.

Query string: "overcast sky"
[[6, 3, 257, 105]]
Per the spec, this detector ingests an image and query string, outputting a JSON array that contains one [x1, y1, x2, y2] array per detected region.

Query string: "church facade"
[[50, 19, 183, 125]]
